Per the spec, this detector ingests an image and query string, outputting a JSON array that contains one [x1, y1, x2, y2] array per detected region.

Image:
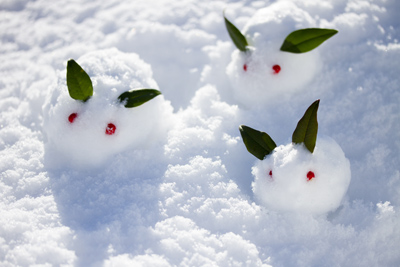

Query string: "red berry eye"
[[243, 64, 248, 71], [68, 113, 78, 123], [272, 64, 281, 74], [268, 170, 273, 180], [105, 123, 116, 135], [307, 171, 315, 181]]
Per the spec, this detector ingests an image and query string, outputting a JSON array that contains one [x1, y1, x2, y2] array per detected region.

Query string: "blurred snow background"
[[0, 0, 399, 266]]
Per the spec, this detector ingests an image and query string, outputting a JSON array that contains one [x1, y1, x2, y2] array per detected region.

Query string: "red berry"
[[105, 123, 116, 135], [272, 64, 281, 74], [307, 171, 315, 181], [243, 64, 247, 71], [68, 113, 78, 123], [268, 170, 273, 180]]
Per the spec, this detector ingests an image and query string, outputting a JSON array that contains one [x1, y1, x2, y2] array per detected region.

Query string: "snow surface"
[[1, 0, 400, 266]]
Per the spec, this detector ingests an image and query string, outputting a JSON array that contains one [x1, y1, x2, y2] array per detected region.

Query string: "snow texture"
[[252, 137, 351, 214], [43, 48, 174, 168], [227, 1, 322, 108], [1, 0, 400, 266]]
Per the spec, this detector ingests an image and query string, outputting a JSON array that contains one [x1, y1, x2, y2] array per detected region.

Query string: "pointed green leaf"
[[66, 59, 93, 102], [224, 13, 249, 52], [280, 28, 338, 53], [118, 89, 161, 108], [239, 125, 277, 160], [292, 100, 320, 153]]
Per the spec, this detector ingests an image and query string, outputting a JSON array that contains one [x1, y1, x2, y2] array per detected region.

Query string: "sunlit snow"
[[0, 0, 399, 266]]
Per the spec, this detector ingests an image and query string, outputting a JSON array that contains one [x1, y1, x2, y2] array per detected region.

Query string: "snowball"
[[252, 137, 351, 214], [42, 48, 174, 168], [226, 2, 321, 108]]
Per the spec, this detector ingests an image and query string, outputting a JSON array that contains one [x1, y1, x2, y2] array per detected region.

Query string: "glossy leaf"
[[66, 59, 93, 102], [118, 89, 161, 108], [292, 100, 320, 153], [239, 125, 277, 160], [280, 28, 338, 53], [224, 13, 248, 52]]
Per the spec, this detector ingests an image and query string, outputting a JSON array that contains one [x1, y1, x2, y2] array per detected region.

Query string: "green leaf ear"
[[292, 99, 320, 153], [239, 125, 277, 160], [118, 89, 162, 108], [224, 12, 249, 52], [66, 59, 93, 102], [280, 28, 338, 53]]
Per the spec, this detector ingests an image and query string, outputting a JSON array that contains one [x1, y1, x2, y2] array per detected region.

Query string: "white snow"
[[1, 0, 399, 266], [252, 137, 351, 214], [226, 1, 322, 108], [42, 48, 174, 168]]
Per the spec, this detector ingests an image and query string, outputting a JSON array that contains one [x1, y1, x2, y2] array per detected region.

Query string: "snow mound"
[[252, 137, 351, 214], [42, 48, 174, 168], [226, 1, 321, 107], [105, 216, 268, 266]]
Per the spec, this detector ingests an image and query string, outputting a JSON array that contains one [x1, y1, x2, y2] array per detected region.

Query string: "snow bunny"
[[240, 100, 351, 215], [225, 2, 337, 107], [43, 48, 174, 168]]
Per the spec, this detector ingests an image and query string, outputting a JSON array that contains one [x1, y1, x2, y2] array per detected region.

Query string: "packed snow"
[[43, 48, 174, 168], [226, 1, 322, 107], [1, 0, 400, 266], [252, 137, 351, 214]]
